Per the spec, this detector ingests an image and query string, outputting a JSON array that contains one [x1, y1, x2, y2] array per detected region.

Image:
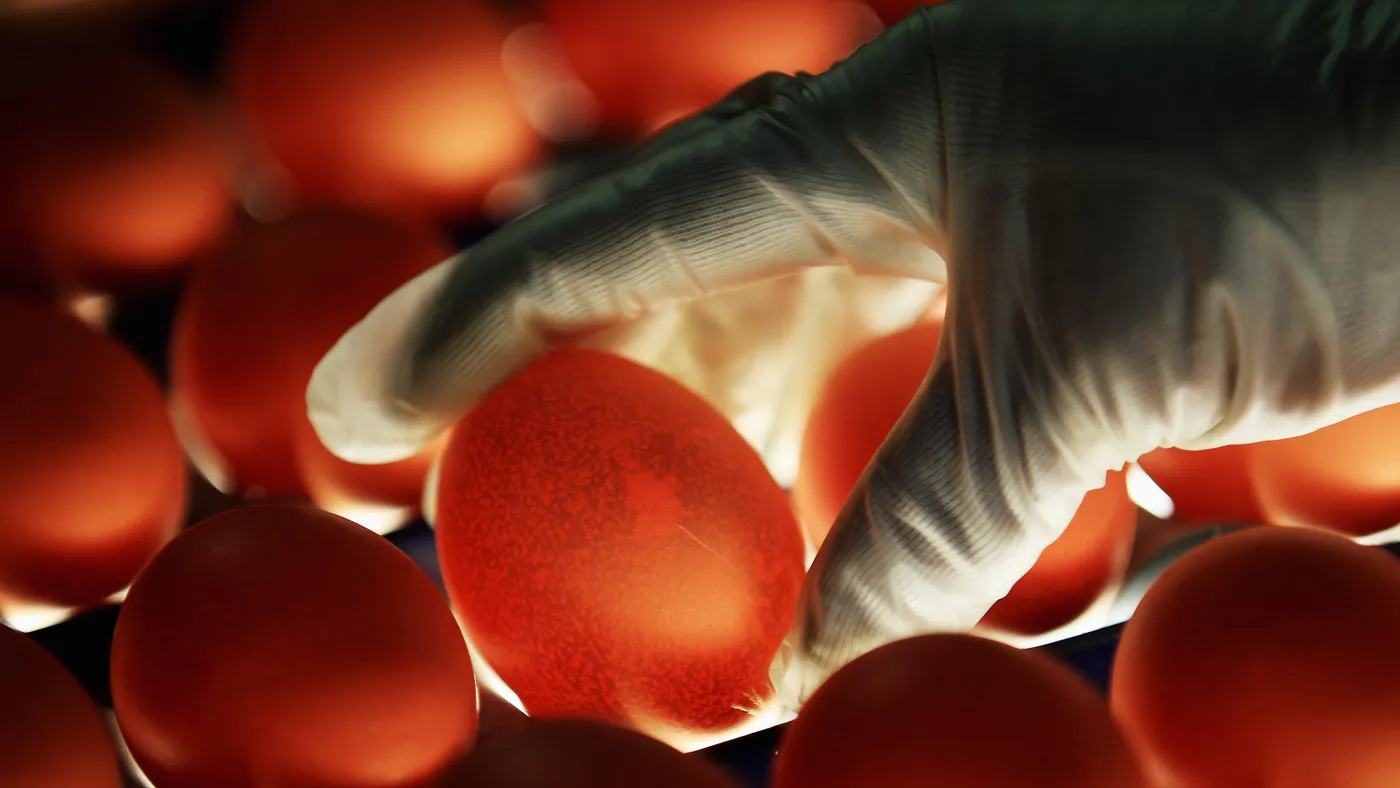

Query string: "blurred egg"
[[111, 505, 477, 788], [442, 719, 739, 787], [795, 322, 1135, 635], [0, 297, 185, 613], [980, 470, 1137, 637], [0, 624, 123, 787], [291, 418, 444, 533], [228, 0, 540, 219], [0, 39, 229, 293], [436, 349, 806, 749], [771, 633, 1145, 788], [1247, 404, 1400, 537], [1111, 527, 1400, 787], [170, 209, 448, 530], [541, 0, 859, 133], [1137, 445, 1263, 526], [792, 321, 943, 548]]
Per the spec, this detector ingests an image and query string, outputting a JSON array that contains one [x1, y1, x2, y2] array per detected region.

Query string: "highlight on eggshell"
[[1246, 403, 1400, 538], [1111, 527, 1400, 786], [435, 348, 806, 751], [771, 633, 1146, 788], [0, 36, 230, 295], [227, 0, 542, 220], [541, 0, 865, 134], [0, 297, 187, 623], [170, 208, 450, 533], [0, 624, 123, 787], [111, 505, 478, 788]]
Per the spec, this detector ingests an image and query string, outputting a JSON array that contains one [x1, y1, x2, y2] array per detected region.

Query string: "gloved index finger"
[[308, 17, 948, 465]]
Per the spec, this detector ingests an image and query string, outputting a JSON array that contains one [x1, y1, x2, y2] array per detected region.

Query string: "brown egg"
[[771, 633, 1145, 788], [111, 505, 478, 788], [0, 624, 122, 787], [0, 297, 186, 612], [980, 470, 1137, 636], [228, 0, 540, 219], [542, 0, 857, 134], [1112, 527, 1400, 787], [442, 719, 738, 787], [1247, 404, 1400, 536], [1137, 445, 1264, 526], [436, 349, 805, 747], [170, 209, 448, 524], [0, 38, 229, 294]]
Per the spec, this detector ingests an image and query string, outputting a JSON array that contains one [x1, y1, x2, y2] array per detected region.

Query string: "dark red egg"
[[542, 0, 857, 134], [442, 719, 739, 787], [436, 349, 806, 748], [1112, 527, 1400, 787], [0, 297, 185, 613], [1137, 445, 1264, 526], [772, 633, 1145, 788], [0, 625, 122, 787], [1247, 405, 1400, 537], [170, 209, 447, 525], [0, 39, 229, 294], [111, 505, 477, 788], [793, 321, 943, 549], [228, 0, 540, 218], [980, 470, 1137, 636], [796, 322, 1135, 636]]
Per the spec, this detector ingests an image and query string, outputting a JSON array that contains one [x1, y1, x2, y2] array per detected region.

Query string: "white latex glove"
[[309, 0, 1400, 709]]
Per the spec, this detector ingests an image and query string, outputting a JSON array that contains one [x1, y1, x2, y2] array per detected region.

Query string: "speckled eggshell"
[[435, 348, 806, 739]]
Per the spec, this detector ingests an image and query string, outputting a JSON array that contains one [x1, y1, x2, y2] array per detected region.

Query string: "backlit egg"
[[1137, 445, 1263, 526], [111, 505, 477, 788], [1112, 527, 1400, 786], [228, 0, 540, 219], [1247, 404, 1400, 537], [0, 38, 229, 294], [443, 719, 739, 787], [0, 624, 122, 787], [436, 348, 806, 749], [541, 0, 858, 133], [772, 633, 1145, 788], [170, 209, 448, 531], [0, 297, 185, 614], [796, 323, 1136, 635]]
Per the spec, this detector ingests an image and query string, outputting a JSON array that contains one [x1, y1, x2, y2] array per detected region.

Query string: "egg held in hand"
[[111, 505, 478, 788], [435, 349, 806, 748]]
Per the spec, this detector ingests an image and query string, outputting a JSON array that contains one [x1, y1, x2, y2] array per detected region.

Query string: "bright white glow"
[[1, 601, 75, 633], [65, 291, 114, 332], [420, 451, 442, 528], [105, 710, 156, 788], [1356, 523, 1400, 546], [1126, 462, 1175, 520], [316, 499, 415, 536]]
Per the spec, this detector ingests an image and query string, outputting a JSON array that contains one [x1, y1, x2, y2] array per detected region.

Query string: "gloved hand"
[[307, 0, 1400, 709]]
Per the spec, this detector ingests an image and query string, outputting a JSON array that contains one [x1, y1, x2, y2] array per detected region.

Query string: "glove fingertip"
[[306, 259, 457, 465]]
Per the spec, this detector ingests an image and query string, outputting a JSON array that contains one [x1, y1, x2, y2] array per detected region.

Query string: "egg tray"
[[36, 518, 1396, 787]]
